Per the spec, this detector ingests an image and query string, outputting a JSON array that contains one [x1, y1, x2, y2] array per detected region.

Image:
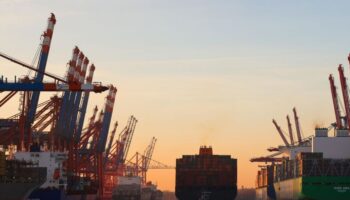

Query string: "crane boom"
[[0, 82, 108, 92], [143, 137, 157, 171], [272, 119, 290, 147], [329, 74, 343, 129], [56, 48, 80, 141], [96, 86, 117, 153], [338, 65, 350, 131], [67, 56, 89, 143], [75, 64, 96, 142], [124, 116, 137, 161], [105, 121, 118, 163], [293, 107, 303, 143], [286, 115, 294, 145], [0, 51, 66, 83]]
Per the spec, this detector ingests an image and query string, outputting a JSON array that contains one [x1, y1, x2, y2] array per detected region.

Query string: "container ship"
[[254, 128, 350, 200], [0, 151, 47, 200], [252, 57, 350, 200], [176, 146, 237, 200], [0, 143, 102, 200]]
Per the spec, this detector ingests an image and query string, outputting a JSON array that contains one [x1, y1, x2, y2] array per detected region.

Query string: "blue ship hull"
[[28, 188, 64, 200]]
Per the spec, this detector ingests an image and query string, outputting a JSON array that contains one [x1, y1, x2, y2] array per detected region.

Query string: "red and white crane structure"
[[0, 13, 173, 200]]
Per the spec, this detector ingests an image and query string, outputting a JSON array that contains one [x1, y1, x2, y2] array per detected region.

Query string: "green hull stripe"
[[274, 176, 350, 200]]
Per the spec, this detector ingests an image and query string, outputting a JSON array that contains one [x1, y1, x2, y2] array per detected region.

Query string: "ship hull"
[[27, 188, 64, 200], [0, 183, 41, 200], [28, 188, 98, 200], [175, 186, 237, 200], [65, 194, 97, 200], [0, 159, 47, 200], [274, 176, 350, 200], [255, 187, 268, 200], [256, 176, 350, 200], [112, 195, 141, 200]]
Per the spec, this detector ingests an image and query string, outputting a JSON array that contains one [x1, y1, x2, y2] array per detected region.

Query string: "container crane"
[[338, 65, 350, 131], [329, 74, 343, 129], [0, 13, 56, 151], [125, 138, 173, 183], [92, 86, 117, 198], [75, 64, 96, 143], [0, 80, 107, 92], [293, 107, 303, 143], [272, 119, 290, 147], [26, 13, 56, 130], [77, 106, 99, 150], [140, 137, 157, 184], [65, 52, 86, 140], [105, 121, 118, 164], [96, 86, 117, 153], [286, 115, 294, 145], [0, 49, 108, 95], [122, 116, 137, 163], [105, 116, 137, 172], [56, 47, 80, 143]]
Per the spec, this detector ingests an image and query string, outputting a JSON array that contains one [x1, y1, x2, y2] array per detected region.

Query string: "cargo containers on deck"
[[255, 129, 350, 200], [176, 146, 237, 200]]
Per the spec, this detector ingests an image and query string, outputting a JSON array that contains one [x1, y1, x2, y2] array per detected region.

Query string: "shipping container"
[[176, 146, 237, 200]]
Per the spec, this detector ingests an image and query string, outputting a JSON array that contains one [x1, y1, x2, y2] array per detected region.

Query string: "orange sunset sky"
[[1, 0, 350, 191]]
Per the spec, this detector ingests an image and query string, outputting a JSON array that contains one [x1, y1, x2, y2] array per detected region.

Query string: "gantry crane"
[[0, 14, 108, 151], [102, 116, 137, 199], [329, 74, 343, 129], [293, 107, 303, 144], [338, 65, 350, 132], [272, 119, 290, 147], [75, 64, 96, 143], [0, 13, 172, 200], [286, 115, 294, 145], [140, 137, 157, 184]]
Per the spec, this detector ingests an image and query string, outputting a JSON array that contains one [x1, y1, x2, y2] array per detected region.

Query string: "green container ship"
[[273, 176, 350, 200], [254, 128, 350, 200]]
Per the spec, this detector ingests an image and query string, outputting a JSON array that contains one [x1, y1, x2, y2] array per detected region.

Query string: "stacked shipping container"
[[256, 152, 350, 187], [176, 146, 237, 200]]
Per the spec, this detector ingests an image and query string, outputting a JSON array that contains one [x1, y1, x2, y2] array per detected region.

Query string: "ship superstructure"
[[141, 182, 163, 200], [112, 176, 142, 200], [15, 149, 68, 200]]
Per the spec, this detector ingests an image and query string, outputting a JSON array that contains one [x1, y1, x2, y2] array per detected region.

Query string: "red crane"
[[286, 115, 294, 145], [0, 50, 107, 93], [293, 107, 303, 143], [272, 119, 290, 147], [140, 137, 157, 184], [338, 64, 350, 130], [329, 74, 343, 129]]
